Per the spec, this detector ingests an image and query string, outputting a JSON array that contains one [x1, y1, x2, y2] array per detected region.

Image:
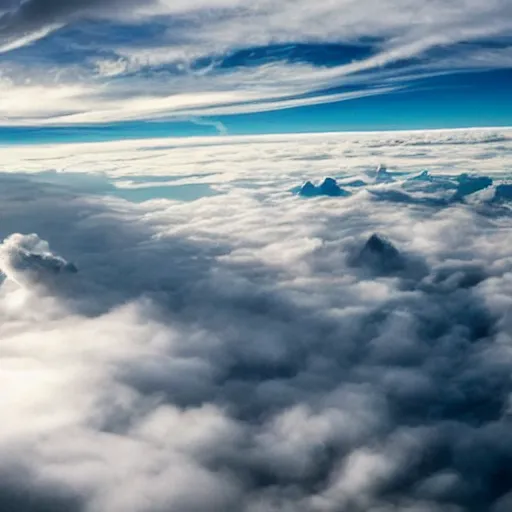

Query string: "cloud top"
[[0, 232, 77, 287]]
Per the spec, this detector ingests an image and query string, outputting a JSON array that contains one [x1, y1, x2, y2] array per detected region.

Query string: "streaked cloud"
[[0, 0, 510, 125]]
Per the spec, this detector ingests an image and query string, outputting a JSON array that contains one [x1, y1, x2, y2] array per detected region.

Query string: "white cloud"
[[0, 129, 511, 510]]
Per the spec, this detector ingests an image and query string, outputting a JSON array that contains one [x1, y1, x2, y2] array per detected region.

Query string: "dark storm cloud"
[[0, 0, 146, 38], [0, 158, 512, 512]]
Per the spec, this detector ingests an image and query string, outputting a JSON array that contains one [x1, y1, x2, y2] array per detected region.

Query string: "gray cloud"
[[0, 0, 145, 38], [0, 131, 511, 511]]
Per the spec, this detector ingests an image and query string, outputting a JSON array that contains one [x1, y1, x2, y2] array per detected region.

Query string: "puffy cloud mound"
[[0, 232, 77, 287], [0, 129, 511, 512]]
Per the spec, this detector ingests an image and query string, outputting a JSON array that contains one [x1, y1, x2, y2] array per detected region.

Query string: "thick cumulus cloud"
[[0, 129, 512, 511], [0, 232, 77, 287]]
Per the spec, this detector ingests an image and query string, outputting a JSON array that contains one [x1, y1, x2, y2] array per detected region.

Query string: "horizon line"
[[0, 124, 510, 150]]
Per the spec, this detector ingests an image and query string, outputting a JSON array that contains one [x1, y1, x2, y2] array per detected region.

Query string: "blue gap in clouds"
[[24, 170, 219, 203], [214, 42, 376, 69], [208, 36, 512, 76], [219, 68, 512, 133], [424, 36, 512, 60], [144, 41, 378, 75], [0, 120, 221, 145], [332, 37, 512, 76]]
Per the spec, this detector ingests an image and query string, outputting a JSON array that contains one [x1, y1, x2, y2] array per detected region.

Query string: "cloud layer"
[[0, 129, 511, 511]]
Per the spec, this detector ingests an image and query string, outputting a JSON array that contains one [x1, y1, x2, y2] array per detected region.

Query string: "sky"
[[1, 2, 512, 510], [0, 0, 511, 141]]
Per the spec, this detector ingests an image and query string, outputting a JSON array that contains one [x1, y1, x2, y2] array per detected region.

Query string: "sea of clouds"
[[1, 128, 512, 512]]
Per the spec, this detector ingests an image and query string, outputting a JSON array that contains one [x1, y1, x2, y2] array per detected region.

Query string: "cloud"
[[0, 0, 510, 124], [0, 232, 77, 288], [0, 129, 511, 511], [0, 0, 146, 40]]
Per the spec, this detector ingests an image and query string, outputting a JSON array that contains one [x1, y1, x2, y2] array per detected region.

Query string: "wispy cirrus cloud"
[[0, 0, 510, 125]]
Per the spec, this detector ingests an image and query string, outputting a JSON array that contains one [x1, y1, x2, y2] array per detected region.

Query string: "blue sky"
[[0, 0, 511, 141]]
